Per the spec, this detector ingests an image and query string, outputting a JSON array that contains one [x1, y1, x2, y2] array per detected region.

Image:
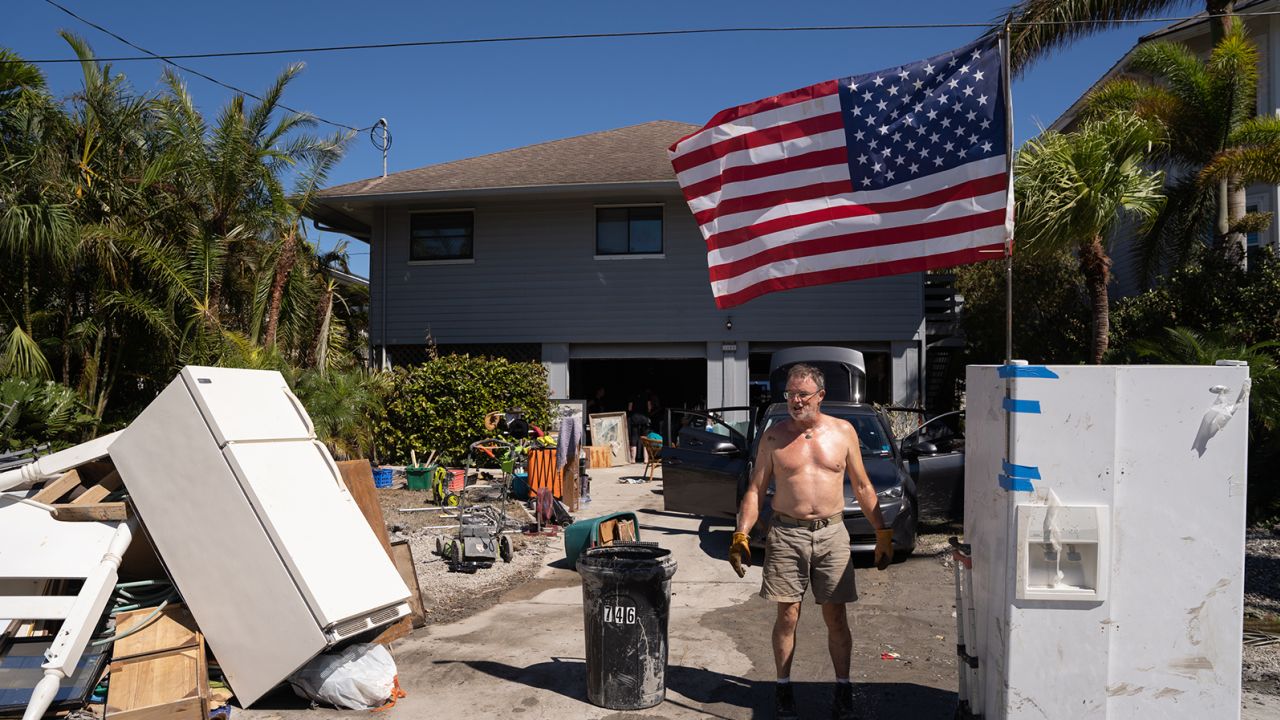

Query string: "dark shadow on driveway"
[[434, 658, 957, 718]]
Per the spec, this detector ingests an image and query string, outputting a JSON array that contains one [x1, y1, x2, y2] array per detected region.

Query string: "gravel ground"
[[377, 479, 556, 626], [1244, 526, 1280, 694]]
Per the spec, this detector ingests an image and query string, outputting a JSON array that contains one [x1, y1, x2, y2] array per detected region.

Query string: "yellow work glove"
[[728, 532, 752, 578], [875, 529, 894, 571]]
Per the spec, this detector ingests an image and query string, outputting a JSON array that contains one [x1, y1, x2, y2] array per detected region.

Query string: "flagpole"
[[1002, 17, 1015, 364]]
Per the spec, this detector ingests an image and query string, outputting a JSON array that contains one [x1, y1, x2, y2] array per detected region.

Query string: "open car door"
[[660, 407, 755, 519], [902, 410, 965, 522]]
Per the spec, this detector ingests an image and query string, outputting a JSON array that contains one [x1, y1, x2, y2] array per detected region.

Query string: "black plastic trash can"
[[578, 544, 678, 710]]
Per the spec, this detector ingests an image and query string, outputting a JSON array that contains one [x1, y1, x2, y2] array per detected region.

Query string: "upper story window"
[[410, 211, 473, 262], [596, 206, 663, 256]]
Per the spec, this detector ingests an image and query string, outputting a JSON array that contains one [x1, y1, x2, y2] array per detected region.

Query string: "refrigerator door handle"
[[314, 441, 345, 490], [282, 386, 316, 437]]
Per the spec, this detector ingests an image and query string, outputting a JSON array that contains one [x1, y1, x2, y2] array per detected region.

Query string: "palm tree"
[[0, 49, 72, 380], [1002, 3, 1261, 261], [1004, 1, 1239, 74], [1015, 112, 1166, 363], [144, 65, 340, 365], [1082, 19, 1277, 274], [261, 129, 349, 351]]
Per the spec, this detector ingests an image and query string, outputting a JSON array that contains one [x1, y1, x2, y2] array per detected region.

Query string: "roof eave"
[[1044, 1, 1274, 134], [315, 179, 681, 204]]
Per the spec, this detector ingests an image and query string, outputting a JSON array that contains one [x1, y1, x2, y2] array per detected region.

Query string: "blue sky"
[[6, 0, 1200, 277]]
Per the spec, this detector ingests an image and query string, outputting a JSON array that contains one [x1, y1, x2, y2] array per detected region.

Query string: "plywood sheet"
[[336, 460, 392, 556], [111, 604, 200, 661], [389, 540, 425, 628], [337, 460, 414, 644], [106, 650, 204, 720]]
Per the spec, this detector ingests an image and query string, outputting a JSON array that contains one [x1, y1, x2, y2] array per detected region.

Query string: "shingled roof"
[[318, 120, 701, 199]]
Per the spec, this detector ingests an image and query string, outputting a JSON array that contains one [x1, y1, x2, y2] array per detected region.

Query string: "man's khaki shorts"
[[760, 518, 857, 604]]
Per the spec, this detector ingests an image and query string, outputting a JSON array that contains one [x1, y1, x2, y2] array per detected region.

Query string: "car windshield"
[[762, 411, 893, 456]]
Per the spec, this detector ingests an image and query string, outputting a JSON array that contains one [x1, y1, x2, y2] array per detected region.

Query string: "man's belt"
[[773, 512, 843, 530]]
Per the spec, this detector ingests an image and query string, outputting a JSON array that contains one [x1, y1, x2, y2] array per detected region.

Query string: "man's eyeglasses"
[[782, 390, 820, 402]]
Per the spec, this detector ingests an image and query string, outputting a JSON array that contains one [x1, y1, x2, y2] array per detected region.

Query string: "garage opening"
[[569, 357, 706, 428]]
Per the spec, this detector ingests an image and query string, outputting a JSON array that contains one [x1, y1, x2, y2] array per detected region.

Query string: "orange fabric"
[[528, 448, 560, 498], [370, 676, 406, 712]]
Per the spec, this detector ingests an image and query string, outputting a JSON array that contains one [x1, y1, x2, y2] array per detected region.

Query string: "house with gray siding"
[[307, 121, 932, 410]]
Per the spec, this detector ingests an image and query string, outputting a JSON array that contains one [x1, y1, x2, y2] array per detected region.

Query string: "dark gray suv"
[[660, 400, 919, 560]]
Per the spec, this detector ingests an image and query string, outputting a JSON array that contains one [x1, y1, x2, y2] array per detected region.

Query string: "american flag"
[[669, 36, 1012, 309]]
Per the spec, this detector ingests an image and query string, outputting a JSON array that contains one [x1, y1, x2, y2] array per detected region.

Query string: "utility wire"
[[38, 0, 367, 132], [13, 9, 1280, 66]]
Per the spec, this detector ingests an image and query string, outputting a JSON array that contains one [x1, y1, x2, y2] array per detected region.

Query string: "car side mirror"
[[711, 440, 740, 456], [915, 440, 939, 455]]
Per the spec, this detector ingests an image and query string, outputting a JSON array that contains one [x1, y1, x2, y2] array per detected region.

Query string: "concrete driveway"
[[241, 463, 1277, 719]]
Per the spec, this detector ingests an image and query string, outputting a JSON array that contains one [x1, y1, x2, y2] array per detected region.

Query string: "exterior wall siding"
[[368, 190, 924, 347]]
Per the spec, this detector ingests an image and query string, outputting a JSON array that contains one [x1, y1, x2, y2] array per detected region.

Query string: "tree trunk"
[[61, 301, 71, 385], [1079, 236, 1112, 365], [1228, 177, 1248, 266], [308, 284, 334, 372], [264, 226, 298, 350], [1208, 1, 1237, 45]]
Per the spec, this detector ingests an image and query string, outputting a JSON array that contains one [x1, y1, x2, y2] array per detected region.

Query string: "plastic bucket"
[[578, 544, 677, 710], [372, 467, 394, 488], [405, 465, 434, 491], [511, 471, 530, 500]]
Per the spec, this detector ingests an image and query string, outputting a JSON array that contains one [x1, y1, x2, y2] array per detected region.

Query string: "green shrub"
[[0, 377, 97, 451], [374, 354, 552, 465], [953, 248, 1091, 364], [292, 367, 387, 461]]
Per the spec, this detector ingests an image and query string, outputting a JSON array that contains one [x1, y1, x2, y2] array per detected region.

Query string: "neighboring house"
[[307, 120, 945, 410], [1049, 0, 1280, 296]]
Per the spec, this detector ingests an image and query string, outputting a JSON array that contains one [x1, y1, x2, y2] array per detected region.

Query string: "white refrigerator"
[[109, 366, 410, 706], [962, 363, 1250, 718]]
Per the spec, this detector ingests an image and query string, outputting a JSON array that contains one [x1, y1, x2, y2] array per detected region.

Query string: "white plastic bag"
[[288, 643, 397, 709]]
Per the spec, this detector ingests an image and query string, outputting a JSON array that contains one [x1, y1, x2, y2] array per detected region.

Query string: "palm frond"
[[1015, 112, 1166, 255], [0, 325, 52, 379], [1002, 0, 1187, 74], [1200, 144, 1280, 186]]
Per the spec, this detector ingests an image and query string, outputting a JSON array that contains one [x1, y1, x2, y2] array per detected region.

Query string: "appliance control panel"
[[1015, 504, 1109, 603]]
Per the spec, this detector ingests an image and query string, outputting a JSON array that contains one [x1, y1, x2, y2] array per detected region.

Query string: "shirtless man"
[[729, 363, 893, 720]]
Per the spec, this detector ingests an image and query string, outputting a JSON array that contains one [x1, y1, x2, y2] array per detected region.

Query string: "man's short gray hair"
[[786, 363, 825, 392]]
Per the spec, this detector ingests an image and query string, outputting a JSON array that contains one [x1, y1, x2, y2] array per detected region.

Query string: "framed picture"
[[589, 412, 630, 467], [551, 398, 586, 428]]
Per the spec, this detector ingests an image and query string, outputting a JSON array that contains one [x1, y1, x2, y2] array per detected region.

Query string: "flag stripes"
[[670, 36, 1010, 309]]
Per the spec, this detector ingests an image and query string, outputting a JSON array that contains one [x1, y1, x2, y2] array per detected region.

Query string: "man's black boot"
[[774, 683, 799, 720], [831, 682, 859, 720]]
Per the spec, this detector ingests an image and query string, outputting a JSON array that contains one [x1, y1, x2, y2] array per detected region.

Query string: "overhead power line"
[[38, 0, 368, 132], [13, 9, 1280, 66]]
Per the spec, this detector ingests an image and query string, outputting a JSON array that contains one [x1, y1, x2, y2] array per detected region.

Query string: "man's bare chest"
[[772, 436, 846, 475]]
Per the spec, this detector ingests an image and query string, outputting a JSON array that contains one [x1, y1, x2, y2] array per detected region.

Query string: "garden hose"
[[89, 579, 180, 647]]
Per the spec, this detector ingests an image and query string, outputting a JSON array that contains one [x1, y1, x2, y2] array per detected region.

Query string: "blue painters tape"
[[998, 474, 1035, 492], [1002, 460, 1041, 479], [1003, 397, 1041, 414], [998, 365, 1060, 379]]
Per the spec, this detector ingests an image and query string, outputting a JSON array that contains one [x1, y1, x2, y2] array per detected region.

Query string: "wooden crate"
[[106, 604, 209, 720], [585, 446, 612, 469]]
